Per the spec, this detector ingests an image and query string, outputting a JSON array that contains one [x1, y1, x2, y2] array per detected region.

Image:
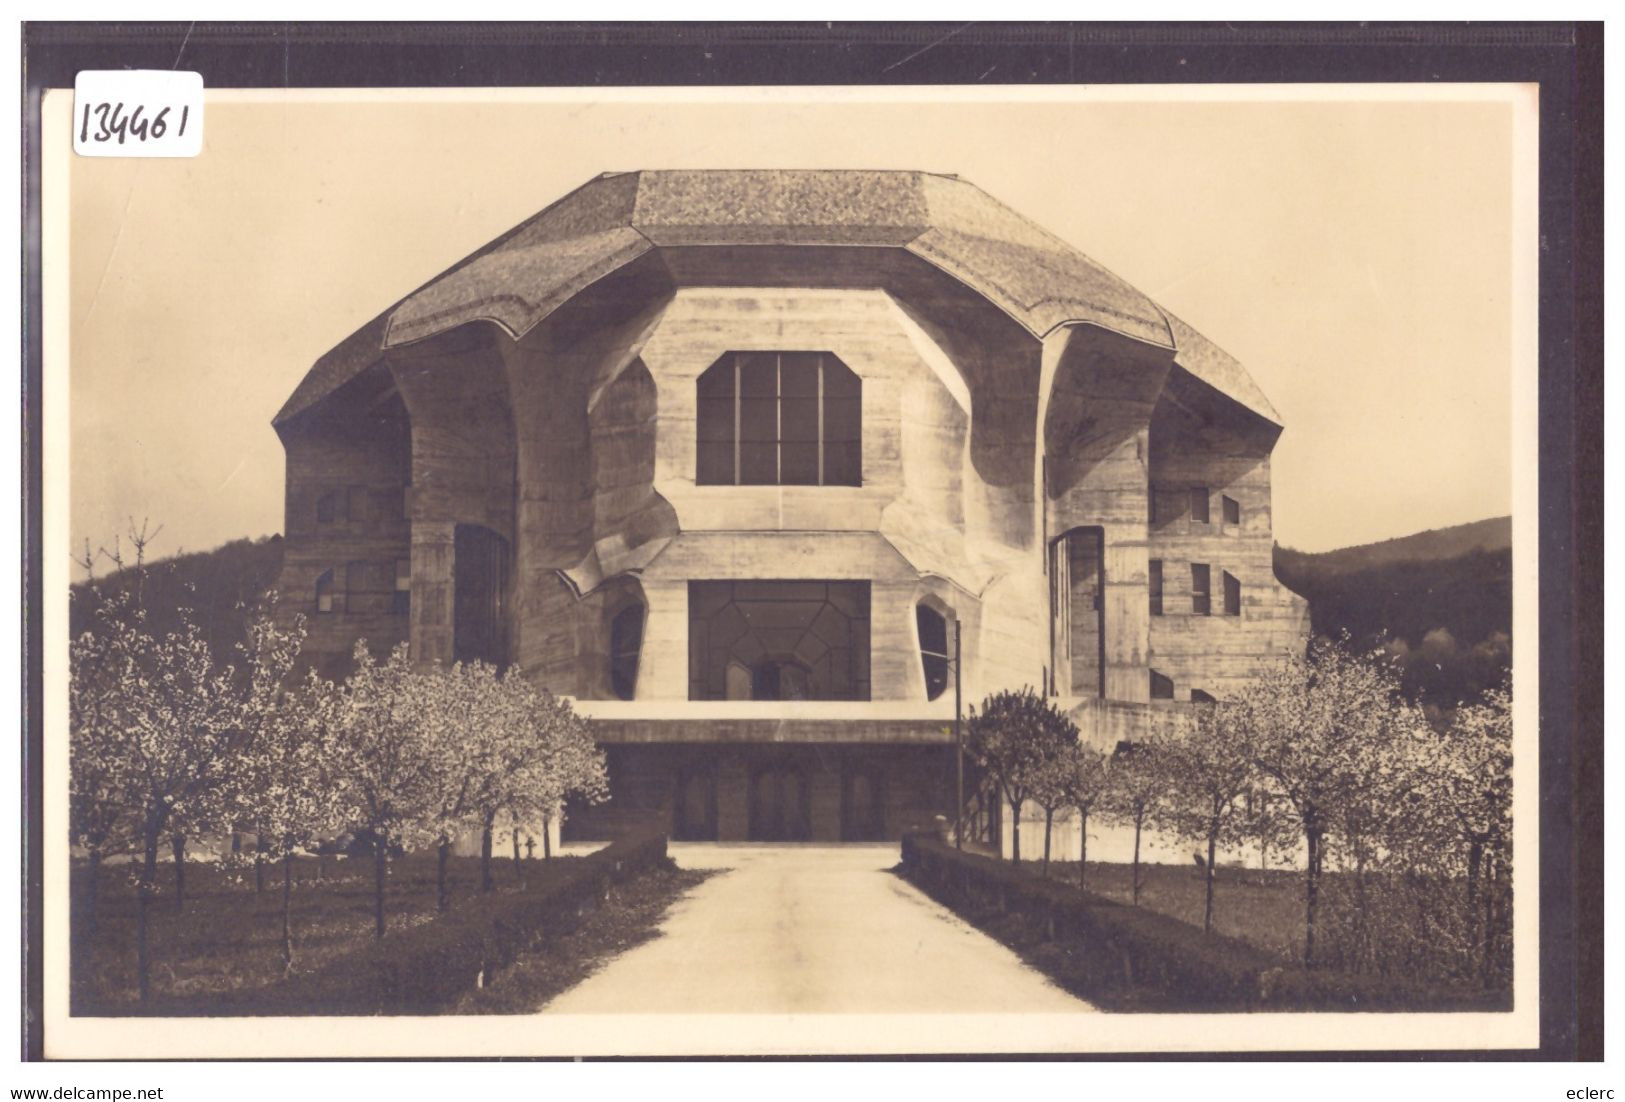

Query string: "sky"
[[57, 88, 1526, 560]]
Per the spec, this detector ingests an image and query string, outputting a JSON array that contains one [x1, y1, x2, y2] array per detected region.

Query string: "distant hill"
[[69, 535, 286, 660], [1276, 516, 1510, 577], [1275, 517, 1512, 705]]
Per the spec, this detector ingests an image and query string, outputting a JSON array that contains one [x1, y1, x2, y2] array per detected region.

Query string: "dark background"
[[21, 20, 1603, 1062]]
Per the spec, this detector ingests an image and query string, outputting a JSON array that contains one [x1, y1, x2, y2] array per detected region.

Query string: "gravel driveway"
[[541, 843, 1097, 1015]]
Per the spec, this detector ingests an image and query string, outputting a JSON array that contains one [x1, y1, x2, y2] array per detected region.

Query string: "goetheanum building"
[[273, 170, 1308, 845]]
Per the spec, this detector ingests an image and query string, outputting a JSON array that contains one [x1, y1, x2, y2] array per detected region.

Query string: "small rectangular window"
[[316, 491, 339, 524], [1148, 559, 1163, 616], [393, 558, 411, 617], [1223, 570, 1241, 616], [1191, 563, 1211, 615], [1223, 494, 1241, 527], [1150, 669, 1175, 700], [1190, 487, 1210, 524], [315, 569, 334, 614]]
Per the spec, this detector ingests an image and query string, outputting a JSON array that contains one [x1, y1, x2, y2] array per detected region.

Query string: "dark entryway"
[[674, 765, 719, 842], [748, 763, 811, 841], [840, 766, 886, 841]]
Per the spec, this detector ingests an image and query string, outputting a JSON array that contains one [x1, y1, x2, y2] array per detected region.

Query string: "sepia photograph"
[[36, 66, 1556, 1061]]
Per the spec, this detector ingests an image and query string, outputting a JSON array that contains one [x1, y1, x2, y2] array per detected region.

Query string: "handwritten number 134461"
[[79, 101, 190, 145]]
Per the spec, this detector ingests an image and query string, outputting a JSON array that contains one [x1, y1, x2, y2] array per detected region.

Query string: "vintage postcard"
[[41, 81, 1541, 1058]]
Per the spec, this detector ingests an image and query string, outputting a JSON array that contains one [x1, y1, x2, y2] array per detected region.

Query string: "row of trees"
[[965, 638, 1512, 986], [69, 541, 607, 1002]]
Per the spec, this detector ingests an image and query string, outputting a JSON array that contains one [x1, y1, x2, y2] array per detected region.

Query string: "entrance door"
[[673, 766, 718, 841], [841, 767, 886, 841], [749, 765, 810, 841]]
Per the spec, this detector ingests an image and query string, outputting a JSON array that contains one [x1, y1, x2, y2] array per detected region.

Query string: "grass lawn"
[[71, 852, 585, 1013], [1020, 859, 1309, 964]]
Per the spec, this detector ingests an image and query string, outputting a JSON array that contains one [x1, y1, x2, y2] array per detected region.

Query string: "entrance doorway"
[[748, 764, 810, 841], [673, 765, 719, 841], [841, 766, 886, 841]]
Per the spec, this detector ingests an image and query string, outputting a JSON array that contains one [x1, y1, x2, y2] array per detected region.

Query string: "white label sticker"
[[73, 70, 203, 158]]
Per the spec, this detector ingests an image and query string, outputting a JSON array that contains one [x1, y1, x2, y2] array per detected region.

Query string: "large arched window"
[[916, 603, 949, 701], [610, 604, 644, 701], [696, 352, 861, 487]]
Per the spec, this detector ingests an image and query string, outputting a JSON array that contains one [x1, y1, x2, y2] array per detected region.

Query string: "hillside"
[[69, 535, 287, 660], [1275, 516, 1512, 704]]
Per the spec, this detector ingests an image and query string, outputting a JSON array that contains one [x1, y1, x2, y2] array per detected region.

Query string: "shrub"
[[162, 832, 669, 1016], [898, 832, 1506, 1012]]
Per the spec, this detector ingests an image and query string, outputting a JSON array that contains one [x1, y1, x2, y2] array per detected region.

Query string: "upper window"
[[916, 604, 950, 701], [393, 558, 411, 617], [1222, 494, 1241, 527], [610, 605, 644, 701], [1148, 559, 1164, 617], [1223, 571, 1242, 617], [315, 568, 335, 614], [1190, 486, 1211, 525], [696, 352, 861, 487], [1191, 563, 1212, 616]]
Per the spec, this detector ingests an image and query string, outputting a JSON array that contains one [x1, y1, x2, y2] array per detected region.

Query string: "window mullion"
[[775, 353, 783, 485], [732, 354, 741, 485], [817, 355, 826, 486]]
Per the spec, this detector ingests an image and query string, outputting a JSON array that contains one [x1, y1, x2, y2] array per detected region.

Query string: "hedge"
[[899, 832, 1509, 1013], [168, 831, 670, 1016]]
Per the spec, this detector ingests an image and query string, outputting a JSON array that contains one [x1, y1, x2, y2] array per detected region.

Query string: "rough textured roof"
[[276, 170, 1277, 426]]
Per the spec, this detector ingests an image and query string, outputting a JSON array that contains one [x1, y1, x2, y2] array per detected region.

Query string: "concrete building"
[[272, 170, 1308, 845]]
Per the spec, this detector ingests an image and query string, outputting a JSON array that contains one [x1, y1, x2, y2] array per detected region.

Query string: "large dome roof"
[[276, 170, 1278, 426]]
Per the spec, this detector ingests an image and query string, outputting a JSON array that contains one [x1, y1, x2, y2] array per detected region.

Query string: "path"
[[541, 843, 1096, 1014]]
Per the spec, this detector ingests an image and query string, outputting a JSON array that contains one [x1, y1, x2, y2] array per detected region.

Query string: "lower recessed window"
[[688, 580, 870, 701], [916, 604, 949, 701], [1149, 559, 1164, 616], [1150, 669, 1175, 700], [610, 605, 644, 701], [1191, 688, 1217, 705], [315, 569, 335, 614]]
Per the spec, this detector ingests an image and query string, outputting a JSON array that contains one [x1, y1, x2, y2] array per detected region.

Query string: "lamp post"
[[954, 617, 963, 850]]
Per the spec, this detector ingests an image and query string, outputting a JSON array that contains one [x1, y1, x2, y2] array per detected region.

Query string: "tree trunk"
[[372, 832, 388, 939], [1009, 795, 1021, 865], [1304, 827, 1322, 969], [1465, 836, 1483, 971], [171, 833, 186, 910], [1204, 826, 1219, 934], [1042, 807, 1054, 877], [512, 815, 523, 884], [281, 848, 294, 976], [480, 811, 495, 892], [1481, 851, 1496, 987], [1077, 809, 1089, 891], [542, 815, 552, 859], [84, 847, 102, 943], [1131, 812, 1144, 906], [254, 833, 267, 895], [436, 838, 450, 913], [137, 825, 160, 1004]]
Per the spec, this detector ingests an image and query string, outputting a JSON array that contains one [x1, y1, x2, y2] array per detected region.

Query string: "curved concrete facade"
[[274, 170, 1307, 843]]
